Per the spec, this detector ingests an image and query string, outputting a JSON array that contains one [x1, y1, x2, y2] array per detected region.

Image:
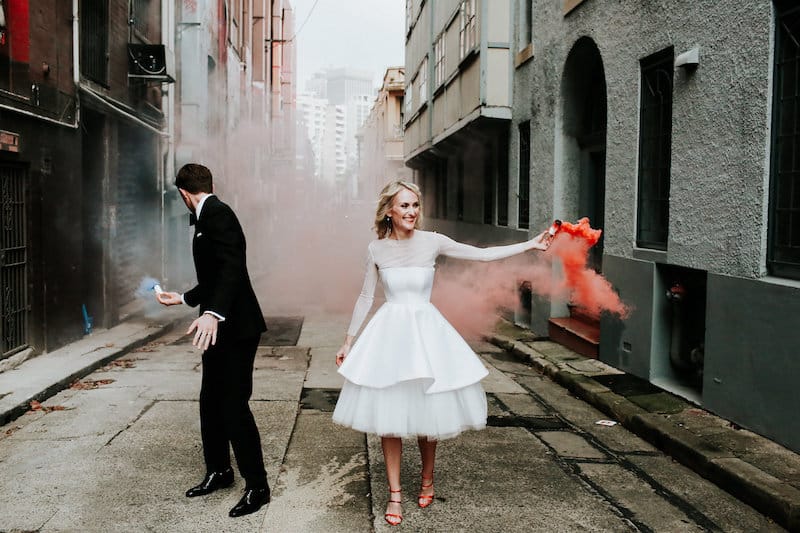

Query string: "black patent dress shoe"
[[185, 468, 235, 497], [229, 486, 270, 517]]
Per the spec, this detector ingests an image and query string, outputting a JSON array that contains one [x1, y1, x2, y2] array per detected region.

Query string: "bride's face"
[[388, 188, 420, 233]]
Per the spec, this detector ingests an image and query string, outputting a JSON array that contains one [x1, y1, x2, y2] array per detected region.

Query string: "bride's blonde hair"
[[374, 180, 424, 238]]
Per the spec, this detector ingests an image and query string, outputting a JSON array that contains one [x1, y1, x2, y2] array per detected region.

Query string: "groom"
[[157, 163, 269, 518]]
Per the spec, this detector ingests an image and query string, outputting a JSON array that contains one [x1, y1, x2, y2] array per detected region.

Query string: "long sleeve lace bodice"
[[346, 230, 539, 336]]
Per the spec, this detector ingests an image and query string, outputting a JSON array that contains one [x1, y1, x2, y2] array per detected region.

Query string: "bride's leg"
[[417, 437, 436, 506], [382, 437, 403, 525]]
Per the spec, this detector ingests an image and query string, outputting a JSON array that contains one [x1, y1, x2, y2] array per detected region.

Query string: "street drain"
[[487, 415, 567, 431], [261, 316, 304, 346], [300, 388, 340, 412]]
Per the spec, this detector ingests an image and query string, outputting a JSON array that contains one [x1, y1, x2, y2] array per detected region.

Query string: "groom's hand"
[[156, 291, 182, 306], [187, 313, 219, 351]]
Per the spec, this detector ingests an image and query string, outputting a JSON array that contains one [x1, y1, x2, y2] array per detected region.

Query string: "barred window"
[[769, 2, 800, 278], [80, 0, 109, 85], [636, 48, 673, 250], [434, 35, 446, 88], [459, 0, 477, 60]]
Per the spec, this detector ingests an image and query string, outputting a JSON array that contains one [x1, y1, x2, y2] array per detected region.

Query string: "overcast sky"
[[291, 0, 406, 93]]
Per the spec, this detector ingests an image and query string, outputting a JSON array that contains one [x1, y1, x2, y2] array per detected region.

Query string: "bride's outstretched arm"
[[337, 246, 378, 366], [436, 230, 550, 261]]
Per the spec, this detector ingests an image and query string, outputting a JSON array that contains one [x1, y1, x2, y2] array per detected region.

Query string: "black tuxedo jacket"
[[184, 195, 267, 341]]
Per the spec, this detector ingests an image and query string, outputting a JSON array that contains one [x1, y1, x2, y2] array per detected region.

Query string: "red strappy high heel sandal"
[[418, 476, 434, 508], [385, 488, 403, 526]]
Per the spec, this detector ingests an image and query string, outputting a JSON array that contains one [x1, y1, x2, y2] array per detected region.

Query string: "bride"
[[333, 180, 550, 526]]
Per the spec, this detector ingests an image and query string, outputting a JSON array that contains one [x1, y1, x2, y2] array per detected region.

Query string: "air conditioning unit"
[[128, 44, 174, 82]]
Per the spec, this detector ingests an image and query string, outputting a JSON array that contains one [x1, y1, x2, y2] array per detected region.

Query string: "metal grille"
[[769, 4, 800, 279], [80, 0, 109, 85], [132, 0, 151, 37], [0, 165, 27, 358], [636, 48, 674, 250]]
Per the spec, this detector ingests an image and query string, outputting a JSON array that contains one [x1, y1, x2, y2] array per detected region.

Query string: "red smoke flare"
[[548, 217, 628, 318], [559, 217, 602, 246]]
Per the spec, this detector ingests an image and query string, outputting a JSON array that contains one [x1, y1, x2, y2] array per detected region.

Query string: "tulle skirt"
[[332, 378, 487, 440]]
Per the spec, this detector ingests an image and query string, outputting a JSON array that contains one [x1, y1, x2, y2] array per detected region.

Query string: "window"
[[81, 0, 109, 85], [132, 0, 151, 38], [498, 132, 509, 226], [405, 83, 412, 117], [518, 121, 530, 229], [769, 2, 800, 278], [636, 48, 674, 250], [459, 0, 477, 60], [0, 0, 31, 96], [518, 0, 532, 51], [483, 151, 495, 224], [435, 158, 448, 219], [457, 158, 464, 220], [418, 56, 428, 105], [434, 34, 446, 88], [406, 0, 413, 33]]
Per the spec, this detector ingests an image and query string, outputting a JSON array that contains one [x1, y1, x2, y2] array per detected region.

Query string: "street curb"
[[486, 331, 800, 531], [0, 315, 184, 428]]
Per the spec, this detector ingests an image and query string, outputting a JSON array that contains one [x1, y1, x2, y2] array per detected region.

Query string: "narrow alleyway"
[[0, 314, 784, 532]]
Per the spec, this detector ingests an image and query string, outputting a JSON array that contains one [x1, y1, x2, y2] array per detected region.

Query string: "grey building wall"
[[515, 0, 772, 274], [512, 1, 800, 451]]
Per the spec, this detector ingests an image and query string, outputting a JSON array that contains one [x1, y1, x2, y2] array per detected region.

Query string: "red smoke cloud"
[[433, 218, 628, 339]]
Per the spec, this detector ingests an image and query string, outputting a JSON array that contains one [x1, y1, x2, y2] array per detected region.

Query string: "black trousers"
[[199, 335, 267, 489]]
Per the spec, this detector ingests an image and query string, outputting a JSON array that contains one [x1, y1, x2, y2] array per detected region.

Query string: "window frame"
[[418, 55, 428, 106], [434, 34, 446, 89], [459, 0, 477, 61], [635, 47, 674, 250], [518, 121, 531, 230], [80, 0, 110, 86], [768, 2, 800, 279]]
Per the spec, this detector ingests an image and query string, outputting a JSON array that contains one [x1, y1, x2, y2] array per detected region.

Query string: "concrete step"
[[548, 316, 600, 359]]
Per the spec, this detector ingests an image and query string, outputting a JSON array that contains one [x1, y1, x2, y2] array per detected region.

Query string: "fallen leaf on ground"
[[28, 400, 69, 413], [4, 426, 21, 436], [70, 378, 116, 390], [133, 342, 164, 353], [100, 358, 137, 370]]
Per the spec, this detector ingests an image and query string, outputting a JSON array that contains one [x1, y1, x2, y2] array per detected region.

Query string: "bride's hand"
[[531, 230, 551, 251], [335, 344, 350, 367]]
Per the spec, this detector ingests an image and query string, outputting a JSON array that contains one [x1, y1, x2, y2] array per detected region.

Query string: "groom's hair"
[[175, 163, 213, 193]]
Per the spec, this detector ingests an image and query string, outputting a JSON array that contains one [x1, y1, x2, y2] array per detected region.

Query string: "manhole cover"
[[299, 388, 340, 412], [260, 316, 304, 346]]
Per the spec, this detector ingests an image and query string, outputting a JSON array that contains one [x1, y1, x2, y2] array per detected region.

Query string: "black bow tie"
[[189, 213, 197, 226]]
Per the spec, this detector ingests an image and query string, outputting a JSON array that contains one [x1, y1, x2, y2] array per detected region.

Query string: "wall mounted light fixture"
[[675, 46, 700, 71]]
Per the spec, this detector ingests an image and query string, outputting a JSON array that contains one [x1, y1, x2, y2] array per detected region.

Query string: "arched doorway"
[[560, 37, 607, 272], [549, 37, 608, 358]]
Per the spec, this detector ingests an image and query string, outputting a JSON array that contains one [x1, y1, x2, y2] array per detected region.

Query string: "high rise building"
[[299, 68, 376, 197]]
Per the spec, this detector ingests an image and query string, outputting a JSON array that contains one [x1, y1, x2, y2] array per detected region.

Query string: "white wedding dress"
[[332, 230, 540, 440]]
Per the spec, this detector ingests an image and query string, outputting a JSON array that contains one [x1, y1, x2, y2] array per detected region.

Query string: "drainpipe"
[[72, 0, 80, 121]]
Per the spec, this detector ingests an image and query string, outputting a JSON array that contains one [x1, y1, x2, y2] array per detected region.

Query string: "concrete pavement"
[[0, 305, 192, 428], [488, 319, 800, 532], [0, 309, 792, 531]]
